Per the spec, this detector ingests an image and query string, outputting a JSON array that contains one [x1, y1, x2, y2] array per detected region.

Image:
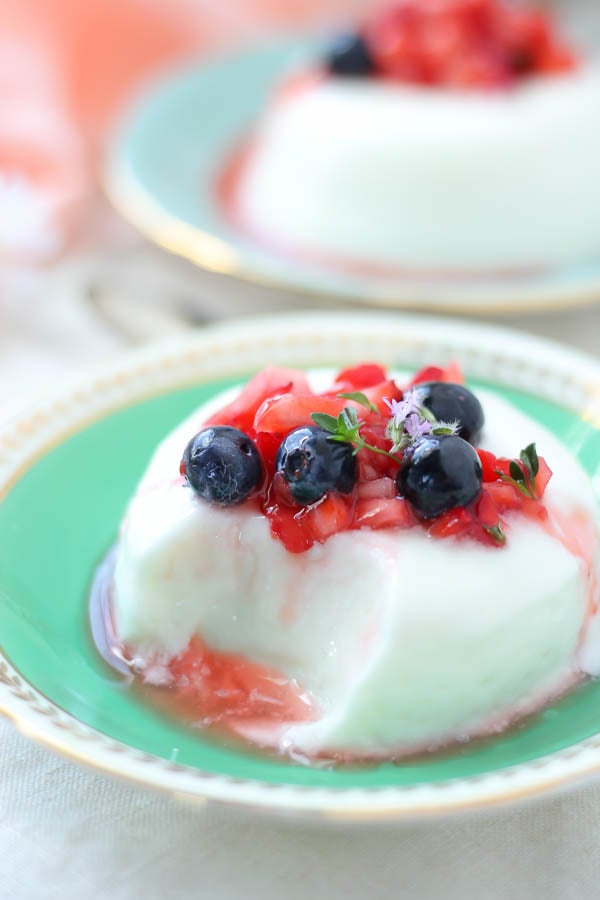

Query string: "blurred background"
[[0, 0, 598, 423], [0, 0, 366, 419]]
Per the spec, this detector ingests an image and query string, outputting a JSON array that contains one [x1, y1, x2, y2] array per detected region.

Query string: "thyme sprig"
[[495, 443, 539, 499], [311, 407, 400, 461]]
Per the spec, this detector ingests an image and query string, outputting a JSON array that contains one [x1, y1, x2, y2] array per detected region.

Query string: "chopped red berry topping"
[[406, 361, 465, 388], [205, 366, 311, 434], [360, 0, 578, 89], [189, 362, 553, 553], [334, 363, 388, 389]]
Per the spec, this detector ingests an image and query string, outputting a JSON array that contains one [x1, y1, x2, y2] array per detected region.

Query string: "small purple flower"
[[384, 390, 421, 426], [404, 413, 433, 440]]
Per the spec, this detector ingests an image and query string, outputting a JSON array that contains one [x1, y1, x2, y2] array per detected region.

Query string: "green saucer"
[[105, 41, 600, 314], [0, 312, 598, 819]]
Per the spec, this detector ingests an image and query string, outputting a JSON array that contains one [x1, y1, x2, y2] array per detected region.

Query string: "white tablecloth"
[[3, 717, 600, 900], [1, 243, 600, 900]]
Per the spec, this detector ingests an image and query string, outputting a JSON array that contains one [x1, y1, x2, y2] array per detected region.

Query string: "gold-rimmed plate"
[[0, 312, 599, 821], [104, 39, 600, 314]]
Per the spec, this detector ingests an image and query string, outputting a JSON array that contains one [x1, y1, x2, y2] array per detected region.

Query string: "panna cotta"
[[234, 0, 600, 271], [110, 362, 600, 760]]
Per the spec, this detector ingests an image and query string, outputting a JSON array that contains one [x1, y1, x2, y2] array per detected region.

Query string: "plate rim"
[[1, 310, 599, 822], [104, 44, 600, 316]]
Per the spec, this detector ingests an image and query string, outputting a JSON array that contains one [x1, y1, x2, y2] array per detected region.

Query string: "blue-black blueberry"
[[275, 425, 357, 505], [181, 426, 262, 505], [412, 382, 484, 445], [327, 33, 374, 77], [397, 434, 483, 519]]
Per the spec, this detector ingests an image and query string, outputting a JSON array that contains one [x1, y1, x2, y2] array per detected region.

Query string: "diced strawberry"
[[254, 394, 345, 435], [406, 362, 464, 387], [353, 497, 413, 530], [268, 505, 314, 554], [367, 5, 423, 82], [418, 9, 473, 85], [538, 44, 578, 75], [356, 437, 400, 480], [443, 48, 511, 89], [334, 363, 388, 389], [484, 481, 523, 512], [205, 366, 311, 433], [440, 361, 465, 385], [475, 489, 500, 528], [477, 453, 552, 502], [305, 494, 353, 543], [495, 6, 550, 64], [535, 457, 553, 499], [361, 379, 402, 415], [357, 458, 380, 482], [406, 365, 446, 388], [490, 456, 513, 478], [254, 431, 281, 482], [325, 378, 402, 417], [360, 421, 390, 446], [428, 506, 473, 538], [471, 525, 506, 548], [477, 448, 501, 481], [357, 477, 398, 500], [356, 421, 402, 480], [365, 0, 577, 88]]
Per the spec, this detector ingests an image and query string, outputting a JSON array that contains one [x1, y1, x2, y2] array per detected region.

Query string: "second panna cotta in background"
[[234, 0, 600, 270], [111, 363, 600, 761]]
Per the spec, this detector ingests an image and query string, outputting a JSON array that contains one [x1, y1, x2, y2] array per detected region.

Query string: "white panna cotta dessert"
[[235, 0, 600, 270], [111, 364, 600, 760]]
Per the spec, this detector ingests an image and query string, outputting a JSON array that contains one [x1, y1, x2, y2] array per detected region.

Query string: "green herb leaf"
[[386, 419, 409, 453], [495, 472, 531, 497], [494, 441, 541, 499], [484, 523, 506, 545], [509, 460, 525, 484], [313, 406, 400, 463], [336, 391, 378, 413], [311, 412, 339, 433], [418, 405, 438, 425], [432, 421, 459, 436], [339, 407, 360, 431], [520, 443, 539, 480]]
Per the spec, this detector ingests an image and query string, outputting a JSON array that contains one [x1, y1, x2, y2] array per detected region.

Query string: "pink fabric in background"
[[0, 0, 362, 264]]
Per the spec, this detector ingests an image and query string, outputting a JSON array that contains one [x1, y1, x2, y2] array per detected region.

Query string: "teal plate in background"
[[105, 41, 600, 314], [0, 313, 599, 819]]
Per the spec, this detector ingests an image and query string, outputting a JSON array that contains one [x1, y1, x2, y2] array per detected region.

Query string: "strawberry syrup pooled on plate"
[[89, 552, 315, 734], [197, 362, 555, 554], [160, 636, 314, 727]]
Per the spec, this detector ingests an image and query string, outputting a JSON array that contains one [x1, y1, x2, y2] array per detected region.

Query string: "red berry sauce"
[[89, 555, 316, 734]]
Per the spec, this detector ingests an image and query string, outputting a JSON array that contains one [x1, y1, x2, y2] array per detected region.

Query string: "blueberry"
[[412, 382, 484, 445], [275, 426, 357, 505], [327, 33, 374, 77], [397, 434, 482, 519], [181, 426, 262, 506]]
